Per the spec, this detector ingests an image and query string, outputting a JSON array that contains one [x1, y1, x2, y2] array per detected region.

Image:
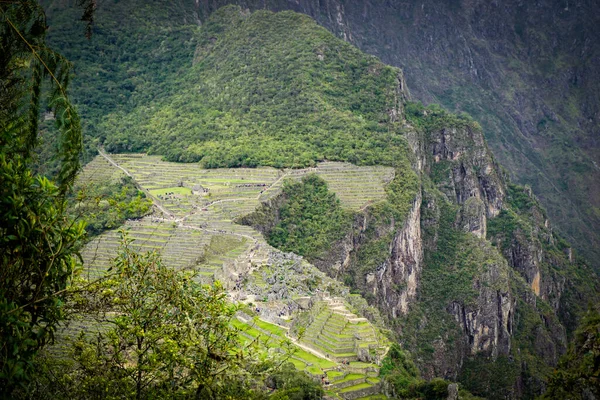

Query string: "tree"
[[541, 307, 600, 400], [0, 0, 92, 394], [39, 231, 283, 399], [266, 363, 324, 400]]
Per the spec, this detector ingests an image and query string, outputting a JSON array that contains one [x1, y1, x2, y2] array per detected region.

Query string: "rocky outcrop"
[[448, 265, 513, 359], [315, 191, 424, 320], [369, 193, 422, 318], [487, 186, 572, 318], [427, 124, 505, 219], [457, 196, 486, 238]]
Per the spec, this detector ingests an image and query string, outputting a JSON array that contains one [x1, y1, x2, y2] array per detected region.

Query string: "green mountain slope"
[[99, 6, 412, 170]]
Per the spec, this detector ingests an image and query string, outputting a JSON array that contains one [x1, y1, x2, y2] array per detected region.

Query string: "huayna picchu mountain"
[[40, 2, 600, 399]]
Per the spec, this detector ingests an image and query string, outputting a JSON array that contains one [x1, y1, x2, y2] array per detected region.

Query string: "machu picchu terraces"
[[80, 218, 217, 279], [231, 313, 385, 399], [299, 297, 386, 364], [73, 153, 393, 398], [105, 154, 395, 213], [286, 162, 395, 211], [76, 155, 125, 183], [78, 152, 397, 284]]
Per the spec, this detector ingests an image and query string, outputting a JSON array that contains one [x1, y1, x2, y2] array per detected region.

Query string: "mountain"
[[193, 0, 600, 275], [41, 2, 600, 398]]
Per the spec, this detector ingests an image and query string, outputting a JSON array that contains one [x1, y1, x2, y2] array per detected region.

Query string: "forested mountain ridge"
[[36, 2, 600, 398]]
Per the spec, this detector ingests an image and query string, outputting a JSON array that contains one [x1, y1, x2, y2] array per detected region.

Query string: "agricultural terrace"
[[234, 303, 386, 400], [76, 155, 126, 183], [75, 153, 392, 398], [109, 154, 395, 214], [79, 153, 395, 283]]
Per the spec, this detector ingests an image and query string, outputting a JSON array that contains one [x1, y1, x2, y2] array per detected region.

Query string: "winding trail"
[[258, 170, 289, 200], [97, 148, 175, 218]]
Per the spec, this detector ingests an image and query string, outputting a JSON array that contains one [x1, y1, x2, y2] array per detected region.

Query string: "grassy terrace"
[[76, 155, 389, 397], [232, 316, 385, 399], [76, 155, 125, 184], [300, 298, 385, 364], [80, 218, 214, 279], [303, 162, 394, 211], [109, 154, 394, 213]]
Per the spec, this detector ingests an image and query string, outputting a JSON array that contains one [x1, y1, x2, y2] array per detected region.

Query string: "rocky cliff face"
[[359, 193, 423, 319]]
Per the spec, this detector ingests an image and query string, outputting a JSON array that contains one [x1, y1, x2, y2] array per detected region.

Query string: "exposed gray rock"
[[447, 383, 459, 400], [372, 193, 423, 317]]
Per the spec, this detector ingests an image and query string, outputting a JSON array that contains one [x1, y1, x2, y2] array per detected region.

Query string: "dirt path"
[[97, 148, 175, 218]]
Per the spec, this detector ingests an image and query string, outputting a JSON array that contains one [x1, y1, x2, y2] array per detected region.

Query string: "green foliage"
[[354, 231, 394, 278], [421, 201, 489, 308], [460, 355, 520, 400], [267, 174, 352, 258], [33, 232, 273, 399], [17, 234, 326, 399], [266, 363, 324, 400], [540, 307, 600, 400], [381, 344, 467, 400], [0, 0, 88, 393], [0, 171, 85, 392], [48, 3, 414, 172], [379, 344, 419, 380], [43, 0, 200, 161], [506, 184, 536, 213], [486, 208, 521, 243], [69, 176, 152, 237], [405, 101, 478, 134], [384, 164, 421, 221]]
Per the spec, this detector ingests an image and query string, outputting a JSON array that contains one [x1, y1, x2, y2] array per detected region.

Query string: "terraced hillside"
[[234, 301, 386, 400], [299, 297, 385, 364], [108, 154, 394, 214], [75, 153, 393, 397], [77, 152, 395, 284]]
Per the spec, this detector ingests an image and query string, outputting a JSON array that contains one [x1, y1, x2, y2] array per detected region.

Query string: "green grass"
[[340, 383, 373, 393], [307, 365, 324, 375], [327, 371, 344, 380], [293, 349, 336, 369], [290, 359, 308, 371], [232, 319, 263, 339], [253, 318, 287, 337], [337, 373, 364, 383]]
